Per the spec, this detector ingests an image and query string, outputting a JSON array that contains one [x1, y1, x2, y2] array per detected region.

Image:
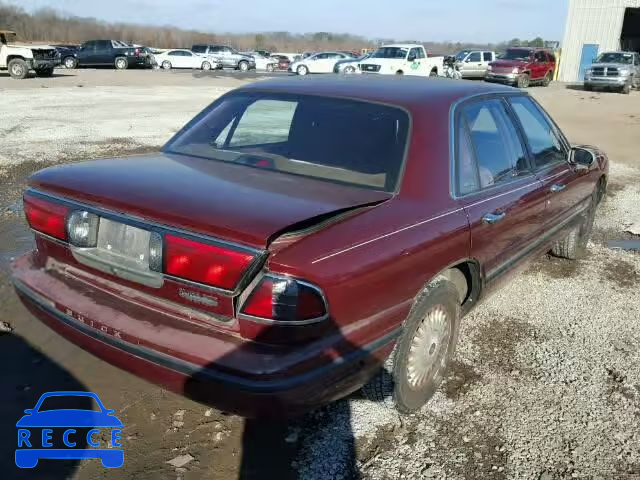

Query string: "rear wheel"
[[362, 278, 460, 413], [517, 73, 530, 88], [396, 70, 404, 75], [162, 60, 172, 70], [551, 187, 598, 260], [8, 58, 28, 79], [296, 64, 308, 76], [621, 83, 631, 95], [114, 57, 128, 70], [63, 56, 77, 69]]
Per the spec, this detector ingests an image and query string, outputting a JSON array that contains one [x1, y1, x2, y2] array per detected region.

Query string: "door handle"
[[482, 212, 506, 224], [550, 184, 566, 193]]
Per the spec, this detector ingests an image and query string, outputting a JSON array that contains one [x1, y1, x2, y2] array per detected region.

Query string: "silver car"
[[191, 44, 256, 71], [455, 50, 496, 78], [584, 51, 640, 94]]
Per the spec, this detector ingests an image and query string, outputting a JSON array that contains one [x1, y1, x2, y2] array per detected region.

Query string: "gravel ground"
[[0, 75, 639, 479]]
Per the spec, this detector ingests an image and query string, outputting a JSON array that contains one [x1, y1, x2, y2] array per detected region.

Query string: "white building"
[[559, 0, 640, 82]]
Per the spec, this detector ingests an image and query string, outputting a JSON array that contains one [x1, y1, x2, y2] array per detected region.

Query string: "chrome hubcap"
[[11, 64, 23, 76], [406, 305, 450, 390], [117, 60, 125, 68]]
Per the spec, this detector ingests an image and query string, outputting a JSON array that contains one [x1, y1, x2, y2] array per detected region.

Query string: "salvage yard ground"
[[0, 70, 639, 480]]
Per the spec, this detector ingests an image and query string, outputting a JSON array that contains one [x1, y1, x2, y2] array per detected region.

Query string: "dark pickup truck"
[[67, 40, 153, 69]]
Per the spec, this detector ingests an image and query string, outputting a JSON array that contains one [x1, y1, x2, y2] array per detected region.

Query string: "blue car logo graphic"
[[16, 391, 123, 468]]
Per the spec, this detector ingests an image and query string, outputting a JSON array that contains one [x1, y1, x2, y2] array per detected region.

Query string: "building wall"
[[559, 0, 640, 82]]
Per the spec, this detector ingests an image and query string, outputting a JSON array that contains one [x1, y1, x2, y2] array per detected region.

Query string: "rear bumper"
[[585, 76, 630, 87], [12, 252, 397, 417]]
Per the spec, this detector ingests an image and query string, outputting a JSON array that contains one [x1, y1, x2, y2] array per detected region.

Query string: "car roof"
[[381, 44, 421, 49], [236, 75, 515, 112]]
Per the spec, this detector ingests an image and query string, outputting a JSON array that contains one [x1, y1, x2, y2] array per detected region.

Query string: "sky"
[[16, 0, 569, 43]]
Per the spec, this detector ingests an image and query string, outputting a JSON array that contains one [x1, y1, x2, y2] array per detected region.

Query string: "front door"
[[508, 96, 591, 229], [454, 98, 546, 286], [76, 41, 96, 66], [463, 51, 483, 77], [579, 44, 599, 81]]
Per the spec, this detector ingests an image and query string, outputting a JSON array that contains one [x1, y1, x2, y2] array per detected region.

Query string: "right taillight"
[[240, 275, 327, 323], [24, 192, 69, 241]]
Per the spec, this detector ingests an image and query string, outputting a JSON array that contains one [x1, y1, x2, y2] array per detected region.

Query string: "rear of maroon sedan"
[[11, 77, 425, 417]]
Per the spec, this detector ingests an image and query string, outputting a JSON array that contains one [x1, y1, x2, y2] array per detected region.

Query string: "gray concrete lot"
[[0, 72, 638, 479]]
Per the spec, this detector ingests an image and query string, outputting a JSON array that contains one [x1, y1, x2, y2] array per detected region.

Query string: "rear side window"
[[509, 97, 566, 169], [166, 93, 410, 192], [483, 52, 493, 61], [458, 99, 528, 193]]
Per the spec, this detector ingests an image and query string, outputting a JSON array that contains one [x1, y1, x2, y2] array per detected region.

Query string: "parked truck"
[[584, 51, 640, 94], [358, 44, 444, 77], [0, 30, 59, 79]]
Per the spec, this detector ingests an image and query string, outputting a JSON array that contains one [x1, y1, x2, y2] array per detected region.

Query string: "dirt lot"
[[1, 70, 639, 480]]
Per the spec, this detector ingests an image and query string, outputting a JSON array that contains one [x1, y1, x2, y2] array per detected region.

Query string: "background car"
[[53, 44, 79, 69], [290, 51, 353, 75], [454, 50, 496, 78], [334, 53, 369, 73], [270, 54, 291, 71], [155, 49, 219, 70], [486, 47, 556, 88], [243, 52, 278, 72], [69, 39, 153, 69], [191, 44, 256, 71]]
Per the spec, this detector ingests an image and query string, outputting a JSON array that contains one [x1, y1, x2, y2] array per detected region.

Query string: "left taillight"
[[240, 275, 327, 323], [23, 192, 69, 241]]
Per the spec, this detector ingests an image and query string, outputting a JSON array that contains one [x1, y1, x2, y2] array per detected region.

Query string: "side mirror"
[[569, 146, 596, 171], [407, 55, 416, 62]]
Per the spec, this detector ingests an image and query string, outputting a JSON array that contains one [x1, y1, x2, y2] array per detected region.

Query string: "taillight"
[[240, 275, 327, 323], [164, 234, 255, 290], [24, 193, 69, 240]]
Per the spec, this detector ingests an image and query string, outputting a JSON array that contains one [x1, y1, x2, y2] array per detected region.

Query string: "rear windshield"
[[164, 92, 410, 192]]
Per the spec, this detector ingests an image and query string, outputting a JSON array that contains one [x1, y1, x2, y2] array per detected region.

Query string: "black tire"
[[517, 73, 530, 88], [238, 60, 249, 72], [542, 71, 552, 87], [36, 67, 54, 77], [429, 68, 438, 77], [362, 278, 460, 413], [63, 56, 77, 69], [621, 83, 631, 95], [551, 187, 598, 260], [114, 57, 128, 70], [201, 61, 212, 71], [584, 84, 593, 91], [8, 58, 29, 79], [296, 64, 308, 76], [396, 70, 404, 75], [161, 60, 172, 70]]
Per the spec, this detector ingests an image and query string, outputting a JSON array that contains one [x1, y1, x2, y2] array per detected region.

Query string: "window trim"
[[506, 95, 570, 172], [450, 93, 535, 199]]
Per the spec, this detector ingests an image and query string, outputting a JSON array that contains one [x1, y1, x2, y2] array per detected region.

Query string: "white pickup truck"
[[358, 44, 444, 77], [0, 30, 59, 79]]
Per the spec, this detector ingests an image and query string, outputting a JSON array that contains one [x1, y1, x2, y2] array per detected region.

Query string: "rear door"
[[454, 97, 546, 285], [508, 96, 589, 229]]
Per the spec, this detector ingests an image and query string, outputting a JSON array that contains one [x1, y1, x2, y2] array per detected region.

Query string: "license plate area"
[[70, 217, 163, 288]]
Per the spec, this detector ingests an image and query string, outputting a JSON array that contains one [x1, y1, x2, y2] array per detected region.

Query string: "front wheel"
[[429, 68, 438, 77], [114, 57, 128, 70], [362, 279, 460, 413], [201, 61, 212, 70], [517, 73, 530, 88], [8, 58, 28, 79], [344, 66, 355, 74], [238, 61, 249, 72], [621, 83, 631, 95], [63, 56, 77, 69], [296, 65, 308, 76]]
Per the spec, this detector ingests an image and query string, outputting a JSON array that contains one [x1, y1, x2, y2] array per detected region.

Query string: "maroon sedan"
[[12, 77, 608, 417]]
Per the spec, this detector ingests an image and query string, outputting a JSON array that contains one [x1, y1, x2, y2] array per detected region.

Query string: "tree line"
[[0, 2, 547, 54]]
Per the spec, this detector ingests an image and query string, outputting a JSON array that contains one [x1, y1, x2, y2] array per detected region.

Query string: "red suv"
[[12, 77, 607, 417], [486, 47, 556, 88]]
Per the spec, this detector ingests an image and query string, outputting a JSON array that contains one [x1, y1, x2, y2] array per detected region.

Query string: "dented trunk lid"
[[28, 152, 392, 249]]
